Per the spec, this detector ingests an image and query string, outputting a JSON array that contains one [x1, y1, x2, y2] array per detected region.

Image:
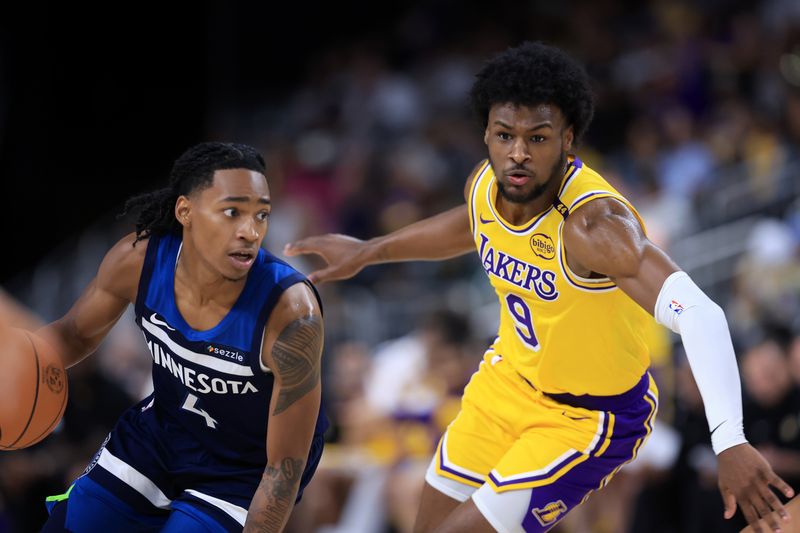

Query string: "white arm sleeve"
[[654, 271, 747, 455]]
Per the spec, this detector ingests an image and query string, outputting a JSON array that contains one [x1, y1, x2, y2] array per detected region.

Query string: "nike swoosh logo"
[[710, 421, 725, 435], [150, 313, 176, 331], [562, 411, 590, 421], [479, 214, 494, 224]]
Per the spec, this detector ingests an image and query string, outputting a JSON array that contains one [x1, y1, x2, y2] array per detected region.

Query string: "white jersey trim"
[[185, 489, 248, 526], [582, 411, 607, 455], [440, 431, 487, 482], [142, 316, 255, 377], [424, 457, 475, 503], [96, 449, 172, 509], [489, 448, 578, 483], [258, 327, 272, 374]]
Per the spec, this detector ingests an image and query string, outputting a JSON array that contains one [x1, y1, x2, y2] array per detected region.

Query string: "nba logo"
[[668, 300, 685, 315]]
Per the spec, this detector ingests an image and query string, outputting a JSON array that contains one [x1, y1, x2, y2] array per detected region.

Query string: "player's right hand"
[[284, 234, 370, 284]]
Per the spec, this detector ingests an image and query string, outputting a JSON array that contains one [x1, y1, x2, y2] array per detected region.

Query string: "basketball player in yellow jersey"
[[286, 42, 792, 533]]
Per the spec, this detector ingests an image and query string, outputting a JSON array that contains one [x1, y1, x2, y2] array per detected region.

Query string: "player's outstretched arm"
[[283, 160, 487, 284], [284, 205, 473, 283], [563, 197, 794, 533], [244, 282, 323, 533], [37, 233, 144, 368]]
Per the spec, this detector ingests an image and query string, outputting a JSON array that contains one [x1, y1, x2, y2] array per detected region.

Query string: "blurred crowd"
[[2, 0, 800, 532]]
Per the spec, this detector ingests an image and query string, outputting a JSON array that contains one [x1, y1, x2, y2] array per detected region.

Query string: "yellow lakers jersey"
[[467, 157, 652, 396]]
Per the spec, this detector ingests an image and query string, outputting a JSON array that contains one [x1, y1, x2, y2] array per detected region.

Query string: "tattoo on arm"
[[247, 457, 306, 532], [271, 315, 322, 415]]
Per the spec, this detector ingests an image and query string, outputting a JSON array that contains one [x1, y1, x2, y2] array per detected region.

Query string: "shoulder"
[[96, 232, 149, 303], [463, 159, 490, 201], [563, 197, 646, 278], [269, 282, 323, 334], [565, 196, 642, 234], [261, 281, 324, 368], [251, 248, 307, 285]]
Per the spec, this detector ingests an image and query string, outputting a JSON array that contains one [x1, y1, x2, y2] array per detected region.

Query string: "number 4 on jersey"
[[182, 393, 218, 429]]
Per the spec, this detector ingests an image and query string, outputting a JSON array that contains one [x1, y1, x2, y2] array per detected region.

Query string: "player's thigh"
[[42, 478, 165, 533], [472, 399, 657, 532], [416, 356, 530, 531], [428, 358, 521, 493], [162, 503, 231, 533], [422, 398, 517, 505]]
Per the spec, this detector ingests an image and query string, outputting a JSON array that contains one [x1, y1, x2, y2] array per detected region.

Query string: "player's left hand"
[[718, 442, 795, 532]]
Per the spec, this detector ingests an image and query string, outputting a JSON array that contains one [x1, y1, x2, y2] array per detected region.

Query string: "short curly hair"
[[469, 42, 594, 144]]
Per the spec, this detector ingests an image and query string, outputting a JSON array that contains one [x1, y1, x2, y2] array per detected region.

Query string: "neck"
[[175, 240, 245, 308]]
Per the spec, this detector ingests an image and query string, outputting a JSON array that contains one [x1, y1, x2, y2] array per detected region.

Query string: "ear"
[[483, 126, 490, 145], [175, 195, 191, 228], [563, 125, 575, 152]]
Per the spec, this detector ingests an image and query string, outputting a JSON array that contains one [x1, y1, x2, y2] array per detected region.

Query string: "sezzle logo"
[[206, 345, 245, 363], [532, 500, 568, 526], [530, 233, 555, 260]]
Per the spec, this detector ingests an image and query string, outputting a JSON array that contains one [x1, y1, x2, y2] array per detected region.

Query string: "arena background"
[[1, 1, 799, 531]]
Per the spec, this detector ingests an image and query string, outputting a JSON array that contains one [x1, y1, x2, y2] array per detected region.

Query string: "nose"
[[509, 138, 530, 165], [237, 218, 259, 242]]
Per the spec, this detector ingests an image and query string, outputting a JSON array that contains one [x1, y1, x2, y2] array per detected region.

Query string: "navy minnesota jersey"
[[65, 233, 326, 528], [134, 232, 328, 466]]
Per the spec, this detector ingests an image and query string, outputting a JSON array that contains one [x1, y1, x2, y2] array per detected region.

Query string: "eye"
[[257, 211, 270, 222], [497, 132, 512, 141], [531, 135, 545, 143], [223, 208, 238, 217]]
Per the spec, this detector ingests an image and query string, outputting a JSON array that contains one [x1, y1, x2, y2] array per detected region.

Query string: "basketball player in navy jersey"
[[34, 142, 326, 532]]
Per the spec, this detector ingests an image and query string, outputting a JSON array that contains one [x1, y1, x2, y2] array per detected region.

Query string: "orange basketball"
[[0, 328, 68, 450]]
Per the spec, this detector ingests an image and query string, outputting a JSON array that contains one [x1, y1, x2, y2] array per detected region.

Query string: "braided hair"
[[122, 142, 266, 244]]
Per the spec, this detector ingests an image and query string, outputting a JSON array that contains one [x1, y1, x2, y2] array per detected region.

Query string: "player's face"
[[181, 168, 271, 281], [484, 103, 574, 204]]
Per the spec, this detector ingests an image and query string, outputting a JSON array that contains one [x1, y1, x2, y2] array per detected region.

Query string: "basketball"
[[0, 328, 68, 450]]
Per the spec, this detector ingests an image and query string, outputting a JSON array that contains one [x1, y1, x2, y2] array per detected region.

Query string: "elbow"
[[676, 298, 727, 334], [708, 301, 726, 322]]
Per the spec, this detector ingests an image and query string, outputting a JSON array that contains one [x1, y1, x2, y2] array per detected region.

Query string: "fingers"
[[284, 237, 323, 257], [751, 490, 782, 532], [771, 475, 795, 501], [762, 479, 791, 522], [735, 480, 793, 533], [283, 241, 306, 257], [307, 267, 341, 285], [740, 502, 764, 533], [724, 490, 738, 520]]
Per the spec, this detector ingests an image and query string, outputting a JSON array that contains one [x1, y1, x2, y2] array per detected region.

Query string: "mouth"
[[505, 171, 532, 186], [228, 250, 256, 269]]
